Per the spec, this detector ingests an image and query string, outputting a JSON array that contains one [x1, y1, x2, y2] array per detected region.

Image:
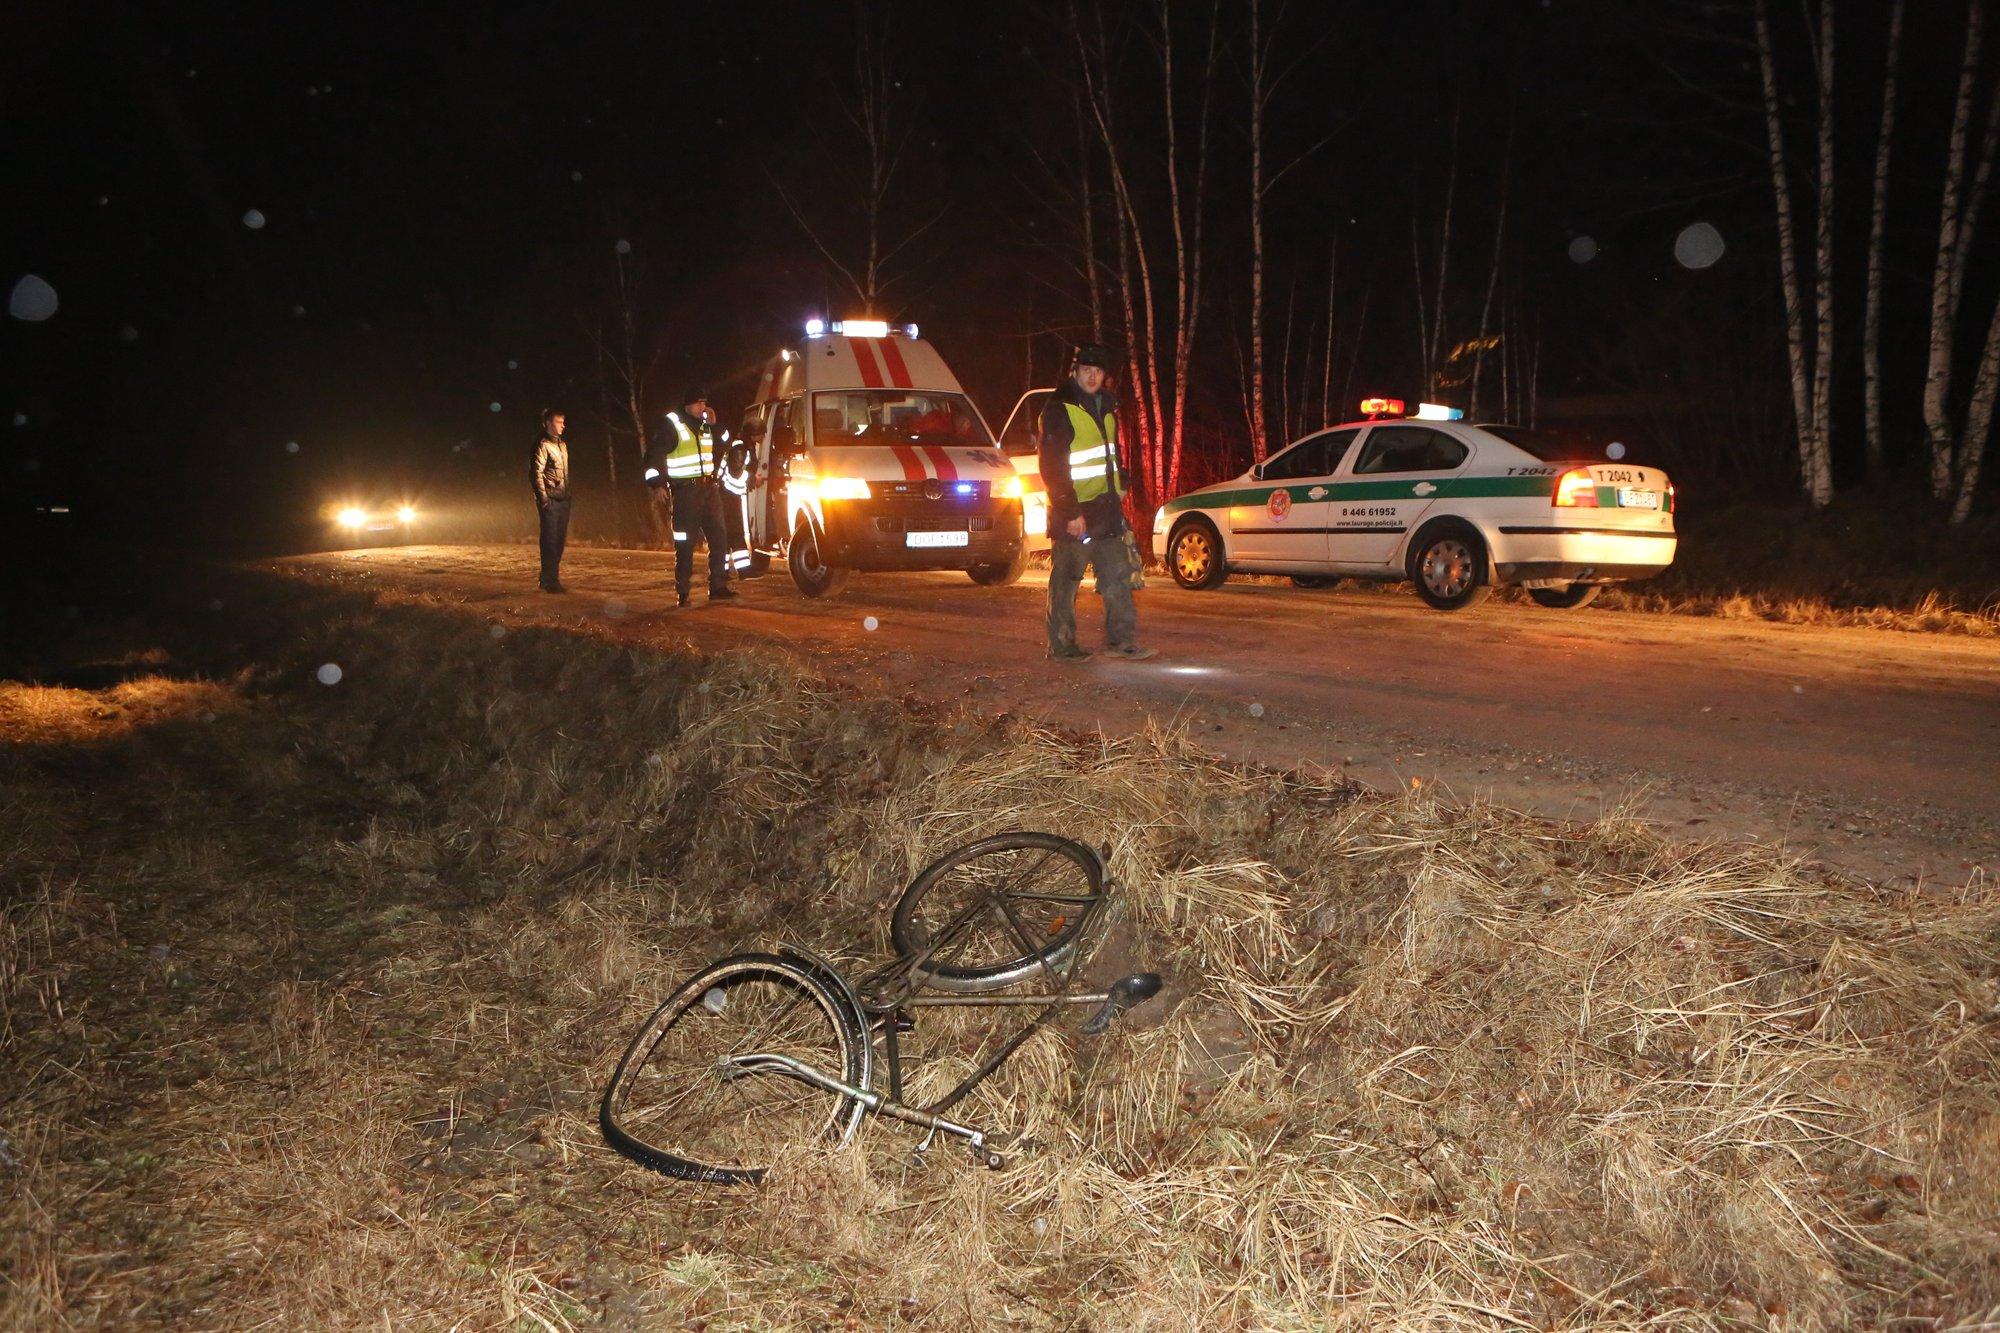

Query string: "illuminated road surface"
[[278, 544, 2000, 886]]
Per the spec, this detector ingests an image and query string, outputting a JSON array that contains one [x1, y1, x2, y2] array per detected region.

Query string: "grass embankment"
[[3, 579, 1997, 1329], [1590, 500, 2000, 635]]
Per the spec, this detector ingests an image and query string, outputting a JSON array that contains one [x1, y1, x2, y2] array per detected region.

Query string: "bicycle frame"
[[726, 852, 1138, 1169], [601, 834, 1162, 1182]]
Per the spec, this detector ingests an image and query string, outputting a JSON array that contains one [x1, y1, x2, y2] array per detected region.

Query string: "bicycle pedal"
[[890, 1010, 917, 1034]]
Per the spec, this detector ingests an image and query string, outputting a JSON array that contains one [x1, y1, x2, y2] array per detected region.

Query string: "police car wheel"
[[1167, 518, 1228, 591], [1527, 582, 1603, 610], [1408, 523, 1492, 611], [788, 517, 851, 599], [1289, 575, 1342, 590]]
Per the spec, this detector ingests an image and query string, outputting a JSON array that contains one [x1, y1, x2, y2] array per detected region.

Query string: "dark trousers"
[[537, 496, 570, 587], [1047, 529, 1138, 651], [669, 480, 729, 597]]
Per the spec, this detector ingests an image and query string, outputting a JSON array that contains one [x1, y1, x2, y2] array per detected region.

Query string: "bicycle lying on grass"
[[600, 831, 1164, 1184]]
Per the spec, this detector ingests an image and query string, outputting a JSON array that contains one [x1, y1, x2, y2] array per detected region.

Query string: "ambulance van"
[[737, 320, 1028, 597]]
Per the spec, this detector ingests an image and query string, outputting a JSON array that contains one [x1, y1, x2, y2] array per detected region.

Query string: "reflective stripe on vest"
[[664, 413, 714, 479], [1064, 402, 1122, 503]]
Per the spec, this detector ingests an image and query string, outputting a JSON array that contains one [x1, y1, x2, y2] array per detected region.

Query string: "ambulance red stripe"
[[850, 338, 885, 388], [921, 445, 957, 481], [889, 443, 926, 480], [877, 337, 915, 389]]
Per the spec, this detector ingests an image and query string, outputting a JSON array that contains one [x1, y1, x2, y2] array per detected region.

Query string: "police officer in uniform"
[[1040, 346, 1154, 661], [644, 390, 738, 608], [718, 435, 758, 578]]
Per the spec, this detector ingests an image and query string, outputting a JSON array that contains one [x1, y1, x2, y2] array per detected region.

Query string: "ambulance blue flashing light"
[[804, 318, 827, 338], [1415, 402, 1465, 421], [904, 323, 920, 339]]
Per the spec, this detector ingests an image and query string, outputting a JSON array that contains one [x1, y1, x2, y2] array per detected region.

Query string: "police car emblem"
[[1267, 489, 1293, 521]]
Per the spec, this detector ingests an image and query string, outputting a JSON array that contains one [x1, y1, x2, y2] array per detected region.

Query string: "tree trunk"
[[1247, 0, 1268, 461], [1074, 88, 1105, 342], [1278, 277, 1297, 445], [1950, 58, 2000, 331], [1806, 0, 1836, 508], [1320, 234, 1336, 428], [1468, 113, 1513, 422], [1162, 0, 1218, 496], [1339, 280, 1371, 423], [1074, 3, 1163, 502], [1427, 92, 1462, 394], [1863, 0, 1904, 482], [1953, 294, 2000, 523], [1754, 0, 1820, 503], [1925, 0, 1983, 501]]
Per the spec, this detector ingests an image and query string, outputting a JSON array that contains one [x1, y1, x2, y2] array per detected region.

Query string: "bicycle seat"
[[1081, 972, 1163, 1034]]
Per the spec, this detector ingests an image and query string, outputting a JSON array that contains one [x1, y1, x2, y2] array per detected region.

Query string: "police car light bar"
[[804, 318, 827, 338], [1415, 402, 1464, 421], [1360, 397, 1405, 417], [833, 319, 890, 338]]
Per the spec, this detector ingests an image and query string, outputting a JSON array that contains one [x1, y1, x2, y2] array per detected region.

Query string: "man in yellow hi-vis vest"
[[644, 390, 738, 608], [1037, 345, 1154, 661]]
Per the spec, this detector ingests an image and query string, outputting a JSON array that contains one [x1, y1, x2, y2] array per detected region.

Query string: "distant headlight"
[[396, 506, 417, 523], [337, 507, 367, 529]]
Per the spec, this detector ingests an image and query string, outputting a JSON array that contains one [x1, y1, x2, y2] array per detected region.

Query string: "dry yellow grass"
[[3, 584, 1996, 1329]]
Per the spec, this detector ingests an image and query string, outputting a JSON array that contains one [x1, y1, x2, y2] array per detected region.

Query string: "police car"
[[736, 320, 1028, 597], [1152, 400, 1676, 610]]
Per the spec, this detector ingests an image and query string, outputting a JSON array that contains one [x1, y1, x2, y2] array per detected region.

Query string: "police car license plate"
[[906, 530, 969, 548], [1618, 488, 1660, 509]]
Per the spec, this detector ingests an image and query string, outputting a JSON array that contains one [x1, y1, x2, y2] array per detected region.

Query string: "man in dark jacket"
[[1039, 345, 1154, 661], [531, 409, 570, 593]]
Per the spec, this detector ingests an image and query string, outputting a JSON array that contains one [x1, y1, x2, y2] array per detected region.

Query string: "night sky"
[[4, 1, 1982, 551]]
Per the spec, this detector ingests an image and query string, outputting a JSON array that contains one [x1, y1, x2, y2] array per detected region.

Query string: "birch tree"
[[1320, 235, 1336, 428], [1806, 0, 1835, 505], [1862, 0, 1903, 481], [1243, 0, 1335, 460], [1923, 0, 1984, 501], [1753, 0, 1833, 507], [1159, 0, 1220, 493], [1073, 1, 1164, 499], [774, 9, 940, 314], [1247, 0, 1270, 460], [583, 244, 652, 543], [1955, 301, 2000, 523]]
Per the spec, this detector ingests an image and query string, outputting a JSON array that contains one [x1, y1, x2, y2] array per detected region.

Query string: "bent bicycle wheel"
[[889, 832, 1107, 994], [601, 952, 867, 1184]]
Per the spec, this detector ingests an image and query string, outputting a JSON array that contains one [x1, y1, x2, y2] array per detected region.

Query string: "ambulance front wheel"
[[788, 517, 851, 599], [967, 545, 1027, 586]]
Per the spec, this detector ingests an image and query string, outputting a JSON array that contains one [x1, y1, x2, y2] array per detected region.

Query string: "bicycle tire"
[[600, 951, 868, 1184], [888, 832, 1107, 994]]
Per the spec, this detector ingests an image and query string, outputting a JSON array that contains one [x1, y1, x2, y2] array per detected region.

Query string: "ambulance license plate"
[[906, 530, 969, 548], [1617, 488, 1660, 509]]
